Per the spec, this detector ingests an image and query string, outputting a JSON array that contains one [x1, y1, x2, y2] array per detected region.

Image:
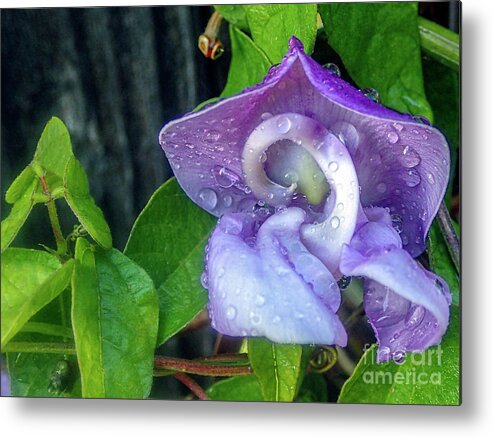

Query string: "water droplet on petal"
[[362, 87, 381, 103], [401, 169, 421, 187], [376, 182, 387, 193], [254, 294, 266, 307], [222, 194, 233, 207], [277, 116, 292, 134], [330, 216, 340, 229], [226, 306, 237, 320], [387, 131, 399, 144], [328, 161, 339, 172], [426, 173, 436, 185], [250, 312, 261, 325], [212, 166, 239, 188], [200, 272, 208, 289], [323, 62, 341, 77], [261, 112, 273, 120], [391, 214, 403, 234], [198, 188, 218, 210], [399, 146, 421, 168], [405, 305, 425, 328]]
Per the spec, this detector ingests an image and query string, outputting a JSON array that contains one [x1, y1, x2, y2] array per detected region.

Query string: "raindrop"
[[362, 87, 381, 103], [391, 214, 403, 234], [337, 202, 344, 211], [405, 305, 425, 328], [392, 350, 407, 364], [250, 312, 262, 325], [387, 131, 399, 144], [426, 173, 436, 185], [200, 272, 208, 289], [204, 130, 221, 143], [259, 152, 268, 163], [277, 116, 292, 133], [330, 121, 359, 154], [328, 161, 339, 172], [376, 182, 387, 194], [378, 346, 391, 361], [226, 306, 237, 320], [413, 115, 431, 125], [330, 216, 340, 229], [399, 146, 421, 168], [212, 166, 239, 188], [323, 63, 341, 77], [402, 169, 421, 187], [222, 194, 233, 207], [255, 294, 266, 307], [393, 123, 404, 132], [198, 188, 218, 210], [261, 112, 273, 120], [337, 276, 351, 290]]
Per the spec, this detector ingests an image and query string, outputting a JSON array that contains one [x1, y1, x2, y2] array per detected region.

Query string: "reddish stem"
[[173, 373, 209, 400], [154, 356, 252, 376]]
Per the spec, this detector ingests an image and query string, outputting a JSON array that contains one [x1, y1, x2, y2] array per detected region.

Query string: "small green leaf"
[[5, 166, 37, 204], [221, 25, 271, 98], [319, 2, 433, 120], [72, 238, 159, 398], [1, 177, 39, 253], [214, 4, 249, 31], [64, 156, 112, 248], [207, 375, 263, 401], [244, 4, 318, 63], [1, 248, 74, 347], [338, 304, 459, 405], [33, 116, 74, 185], [427, 221, 459, 305], [248, 338, 303, 402], [124, 178, 215, 345]]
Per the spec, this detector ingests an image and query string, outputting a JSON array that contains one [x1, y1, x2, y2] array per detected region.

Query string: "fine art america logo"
[[361, 344, 443, 386]]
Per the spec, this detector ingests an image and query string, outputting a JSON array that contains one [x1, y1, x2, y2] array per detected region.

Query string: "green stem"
[[3, 341, 76, 355], [418, 16, 459, 71], [20, 322, 73, 339], [39, 175, 67, 256], [154, 355, 252, 377]]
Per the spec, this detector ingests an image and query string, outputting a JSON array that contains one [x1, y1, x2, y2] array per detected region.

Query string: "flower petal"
[[159, 36, 449, 256], [339, 210, 451, 362], [205, 208, 347, 345]]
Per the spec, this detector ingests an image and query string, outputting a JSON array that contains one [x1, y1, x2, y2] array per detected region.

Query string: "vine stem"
[[154, 355, 252, 377], [173, 373, 209, 400], [437, 201, 460, 272], [418, 16, 459, 70], [39, 175, 67, 256]]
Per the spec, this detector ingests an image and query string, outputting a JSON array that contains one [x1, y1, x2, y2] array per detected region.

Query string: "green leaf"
[[1, 177, 39, 253], [72, 238, 159, 398], [248, 338, 303, 402], [5, 166, 37, 204], [33, 116, 74, 194], [221, 25, 271, 98], [214, 4, 249, 31], [244, 4, 318, 63], [423, 58, 459, 205], [427, 221, 459, 305], [64, 156, 112, 248], [207, 375, 263, 401], [295, 372, 328, 403], [1, 248, 74, 347], [319, 2, 433, 121], [338, 303, 459, 405], [124, 178, 215, 345], [7, 351, 81, 398]]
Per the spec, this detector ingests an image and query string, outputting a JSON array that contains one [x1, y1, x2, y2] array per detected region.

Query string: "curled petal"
[[339, 215, 451, 362], [205, 208, 347, 346], [159, 37, 449, 257]]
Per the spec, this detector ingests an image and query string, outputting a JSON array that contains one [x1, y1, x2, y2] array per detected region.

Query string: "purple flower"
[[159, 37, 451, 362]]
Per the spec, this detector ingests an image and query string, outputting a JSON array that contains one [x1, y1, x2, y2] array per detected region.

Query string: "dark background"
[[1, 3, 459, 400]]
